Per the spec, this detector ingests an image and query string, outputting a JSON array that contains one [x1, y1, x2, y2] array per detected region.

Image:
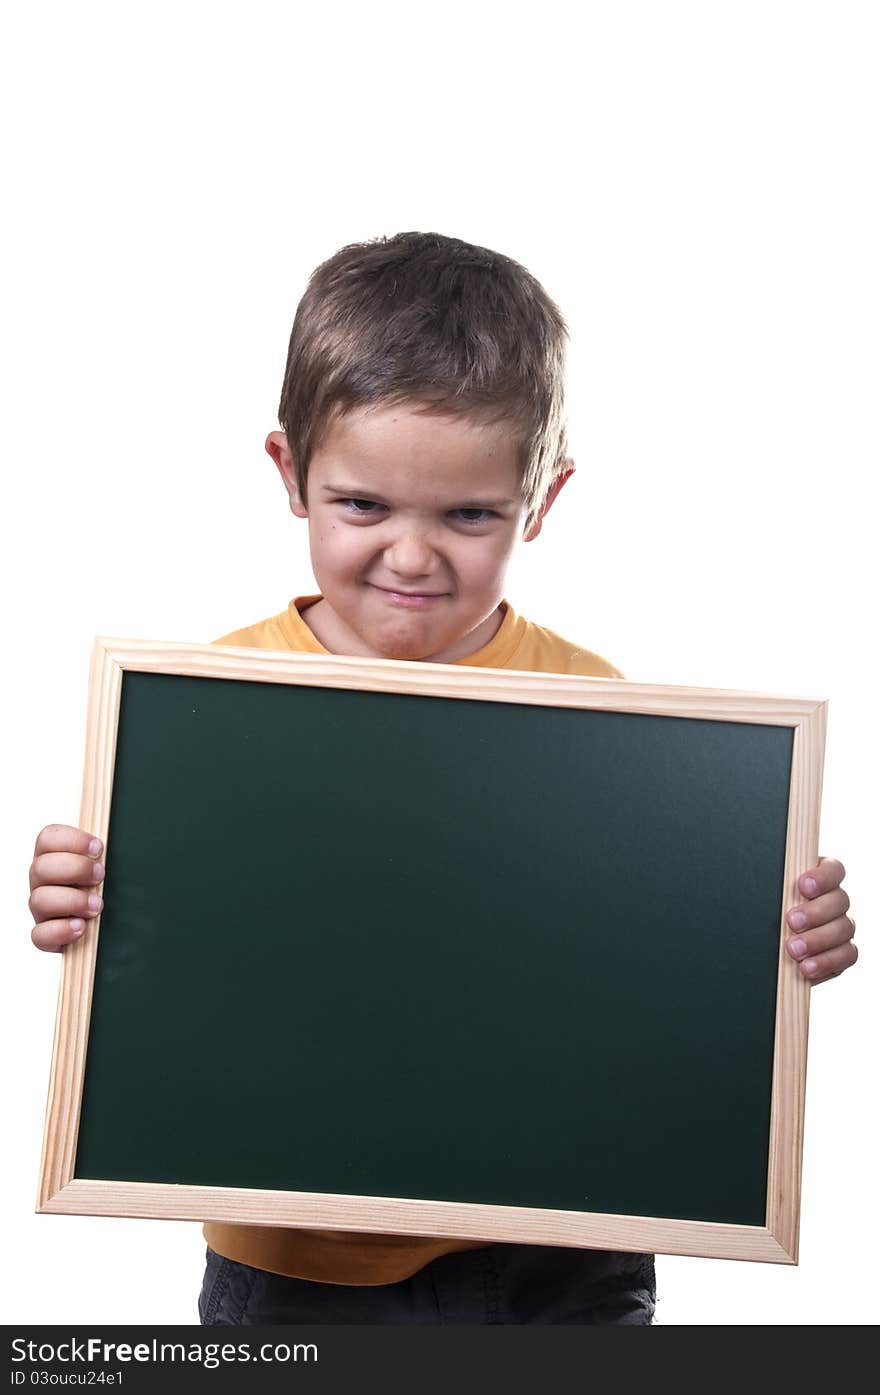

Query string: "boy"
[[28, 232, 857, 1324]]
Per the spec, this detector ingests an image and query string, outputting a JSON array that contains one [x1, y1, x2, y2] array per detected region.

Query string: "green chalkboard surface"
[[76, 669, 791, 1223], [39, 642, 824, 1261]]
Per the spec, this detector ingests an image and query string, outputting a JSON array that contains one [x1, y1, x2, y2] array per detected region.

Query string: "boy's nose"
[[383, 531, 439, 578]]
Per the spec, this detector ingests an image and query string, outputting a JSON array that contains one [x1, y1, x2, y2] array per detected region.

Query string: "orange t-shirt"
[[204, 595, 622, 1285]]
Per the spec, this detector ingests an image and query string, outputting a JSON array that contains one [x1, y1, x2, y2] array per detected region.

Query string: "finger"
[[795, 938, 859, 985], [30, 852, 105, 893], [798, 857, 846, 898], [787, 913, 856, 963], [29, 885, 104, 923], [33, 824, 103, 857], [31, 918, 89, 953], [787, 887, 850, 935]]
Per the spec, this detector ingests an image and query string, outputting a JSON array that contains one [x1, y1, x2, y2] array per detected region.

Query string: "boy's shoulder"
[[504, 609, 624, 680], [212, 598, 324, 654]]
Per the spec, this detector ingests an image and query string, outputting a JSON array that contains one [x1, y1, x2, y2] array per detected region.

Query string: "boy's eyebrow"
[[321, 483, 380, 495], [455, 496, 520, 508], [321, 483, 519, 507]]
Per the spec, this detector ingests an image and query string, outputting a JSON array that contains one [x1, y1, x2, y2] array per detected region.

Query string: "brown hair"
[[278, 232, 569, 528]]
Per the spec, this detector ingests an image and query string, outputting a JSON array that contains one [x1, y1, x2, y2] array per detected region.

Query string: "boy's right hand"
[[29, 825, 105, 952]]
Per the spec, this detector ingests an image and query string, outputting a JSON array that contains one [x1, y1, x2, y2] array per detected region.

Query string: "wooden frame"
[[38, 638, 827, 1264]]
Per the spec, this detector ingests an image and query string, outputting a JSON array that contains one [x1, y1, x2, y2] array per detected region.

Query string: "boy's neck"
[[301, 597, 506, 663]]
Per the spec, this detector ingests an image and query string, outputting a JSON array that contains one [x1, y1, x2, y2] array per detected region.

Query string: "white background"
[[2, 0, 876, 1326]]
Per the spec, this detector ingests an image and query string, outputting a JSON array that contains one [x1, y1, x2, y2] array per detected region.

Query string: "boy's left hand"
[[786, 857, 857, 985]]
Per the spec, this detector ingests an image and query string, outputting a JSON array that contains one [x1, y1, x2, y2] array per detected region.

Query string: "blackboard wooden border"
[[37, 638, 827, 1264]]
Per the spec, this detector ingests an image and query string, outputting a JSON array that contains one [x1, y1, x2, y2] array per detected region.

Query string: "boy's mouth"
[[370, 585, 448, 608]]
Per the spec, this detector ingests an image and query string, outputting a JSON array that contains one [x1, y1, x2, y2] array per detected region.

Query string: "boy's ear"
[[265, 431, 307, 518], [522, 461, 575, 542]]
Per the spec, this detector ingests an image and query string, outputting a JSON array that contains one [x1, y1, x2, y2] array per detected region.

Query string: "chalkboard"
[[38, 639, 826, 1263]]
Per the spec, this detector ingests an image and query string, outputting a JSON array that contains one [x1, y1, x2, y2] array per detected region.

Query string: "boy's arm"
[[29, 824, 105, 951], [786, 857, 857, 985]]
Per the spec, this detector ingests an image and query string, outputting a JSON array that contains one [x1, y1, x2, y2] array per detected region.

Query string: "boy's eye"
[[340, 498, 382, 515], [451, 508, 496, 524]]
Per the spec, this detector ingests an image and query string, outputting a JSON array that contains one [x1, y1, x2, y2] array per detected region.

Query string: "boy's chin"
[[372, 636, 441, 662], [365, 622, 453, 663]]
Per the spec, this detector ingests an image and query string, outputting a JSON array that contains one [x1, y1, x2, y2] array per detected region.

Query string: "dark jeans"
[[199, 1244, 656, 1325]]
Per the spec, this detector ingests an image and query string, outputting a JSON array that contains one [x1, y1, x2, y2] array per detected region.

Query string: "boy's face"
[[267, 403, 571, 663]]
